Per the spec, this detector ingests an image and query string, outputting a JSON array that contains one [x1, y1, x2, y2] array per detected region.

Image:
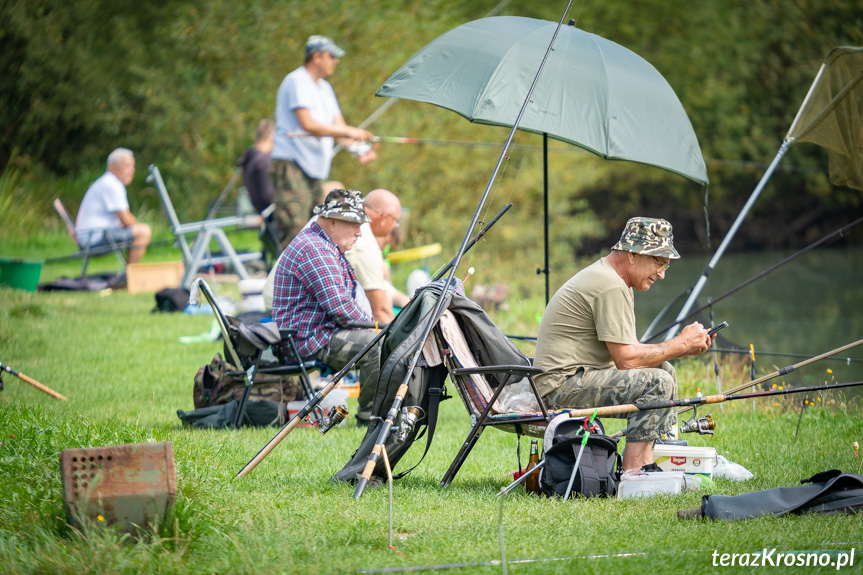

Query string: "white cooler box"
[[653, 444, 717, 476]]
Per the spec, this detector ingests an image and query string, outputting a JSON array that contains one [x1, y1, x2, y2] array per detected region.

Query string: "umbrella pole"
[[660, 140, 790, 341], [543, 133, 550, 304]]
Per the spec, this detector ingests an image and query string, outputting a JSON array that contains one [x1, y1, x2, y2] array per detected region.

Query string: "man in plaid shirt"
[[272, 189, 380, 426]]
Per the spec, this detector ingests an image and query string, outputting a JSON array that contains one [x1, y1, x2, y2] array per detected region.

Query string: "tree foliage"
[[1, 0, 861, 260]]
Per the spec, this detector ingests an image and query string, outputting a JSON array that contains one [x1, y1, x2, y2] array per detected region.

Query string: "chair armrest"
[[257, 361, 323, 376], [451, 364, 543, 377], [279, 328, 298, 340]]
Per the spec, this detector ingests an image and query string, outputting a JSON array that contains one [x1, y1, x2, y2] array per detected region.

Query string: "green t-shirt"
[[534, 257, 636, 398]]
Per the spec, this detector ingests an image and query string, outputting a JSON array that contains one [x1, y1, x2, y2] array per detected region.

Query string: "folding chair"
[[146, 165, 266, 289], [424, 296, 569, 488], [191, 279, 324, 428], [52, 199, 132, 277], [334, 285, 561, 486]]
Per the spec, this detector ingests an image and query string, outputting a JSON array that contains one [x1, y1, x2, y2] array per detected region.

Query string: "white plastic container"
[[238, 278, 267, 312], [617, 471, 686, 499], [653, 444, 717, 476]]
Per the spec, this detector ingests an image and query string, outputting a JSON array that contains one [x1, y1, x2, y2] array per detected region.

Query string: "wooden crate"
[[126, 261, 184, 294]]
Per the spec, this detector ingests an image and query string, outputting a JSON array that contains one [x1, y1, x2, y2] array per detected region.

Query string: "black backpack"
[[153, 287, 191, 313], [539, 415, 621, 498], [332, 285, 449, 484]]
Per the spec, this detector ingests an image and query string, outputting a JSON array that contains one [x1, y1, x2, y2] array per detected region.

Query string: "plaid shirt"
[[272, 221, 371, 358]]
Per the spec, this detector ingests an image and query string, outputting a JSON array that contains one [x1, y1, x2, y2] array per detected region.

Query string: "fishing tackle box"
[[653, 444, 717, 476]]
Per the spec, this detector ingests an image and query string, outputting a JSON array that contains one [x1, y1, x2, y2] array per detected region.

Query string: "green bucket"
[[0, 258, 44, 292]]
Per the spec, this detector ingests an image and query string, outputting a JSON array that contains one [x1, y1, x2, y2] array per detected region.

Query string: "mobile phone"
[[707, 321, 728, 336]]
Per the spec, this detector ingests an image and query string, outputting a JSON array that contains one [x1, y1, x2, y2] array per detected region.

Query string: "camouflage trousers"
[[315, 328, 381, 422], [269, 159, 324, 252], [545, 362, 677, 442]]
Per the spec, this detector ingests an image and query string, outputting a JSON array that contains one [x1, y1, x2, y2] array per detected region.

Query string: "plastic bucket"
[[0, 258, 44, 292]]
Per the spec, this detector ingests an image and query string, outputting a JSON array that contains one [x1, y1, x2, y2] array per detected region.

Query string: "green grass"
[[1, 286, 861, 575]]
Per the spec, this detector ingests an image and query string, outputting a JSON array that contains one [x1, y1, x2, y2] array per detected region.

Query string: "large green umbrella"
[[377, 16, 708, 300]]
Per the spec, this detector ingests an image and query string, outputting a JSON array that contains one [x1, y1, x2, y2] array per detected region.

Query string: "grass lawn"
[[1, 281, 861, 575]]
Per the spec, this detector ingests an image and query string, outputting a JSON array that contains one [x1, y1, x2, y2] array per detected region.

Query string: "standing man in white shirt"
[[269, 35, 377, 252], [75, 148, 151, 265]]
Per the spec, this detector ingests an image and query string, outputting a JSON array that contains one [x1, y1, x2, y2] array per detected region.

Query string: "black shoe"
[[356, 417, 371, 428], [641, 462, 664, 473]]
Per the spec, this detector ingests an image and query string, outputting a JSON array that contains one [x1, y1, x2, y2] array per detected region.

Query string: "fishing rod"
[[234, 204, 512, 479], [291, 131, 587, 152], [352, 0, 578, 500], [204, 168, 242, 223], [643, 214, 863, 342], [566, 379, 863, 420], [0, 361, 67, 401]]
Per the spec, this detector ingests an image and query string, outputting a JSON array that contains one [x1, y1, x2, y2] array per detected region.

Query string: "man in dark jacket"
[[238, 119, 275, 214]]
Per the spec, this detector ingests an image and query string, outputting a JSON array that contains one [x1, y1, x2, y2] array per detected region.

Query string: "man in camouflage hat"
[[272, 189, 381, 426], [534, 217, 715, 472]]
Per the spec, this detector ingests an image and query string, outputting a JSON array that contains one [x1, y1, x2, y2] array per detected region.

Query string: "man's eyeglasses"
[[650, 256, 670, 273], [366, 205, 401, 226], [381, 212, 401, 226]]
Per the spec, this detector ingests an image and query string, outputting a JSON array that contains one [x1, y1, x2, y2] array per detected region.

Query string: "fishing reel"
[[318, 404, 349, 435], [680, 407, 716, 435], [395, 406, 425, 445]]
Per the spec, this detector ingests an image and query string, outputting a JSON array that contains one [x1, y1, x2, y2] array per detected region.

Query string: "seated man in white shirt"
[[346, 188, 410, 324], [264, 186, 409, 324], [75, 148, 151, 264]]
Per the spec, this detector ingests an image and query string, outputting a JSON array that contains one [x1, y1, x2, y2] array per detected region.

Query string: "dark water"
[[633, 246, 863, 388]]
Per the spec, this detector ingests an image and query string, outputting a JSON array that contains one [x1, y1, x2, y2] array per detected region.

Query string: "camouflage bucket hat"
[[611, 217, 680, 259], [313, 189, 370, 224]]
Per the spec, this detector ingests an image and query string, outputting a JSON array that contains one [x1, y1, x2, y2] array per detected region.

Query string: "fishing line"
[[642, 214, 863, 341], [709, 348, 863, 364], [457, 155, 508, 280], [504, 337, 863, 365], [496, 460, 547, 575], [380, 447, 407, 557], [709, 306, 724, 409], [455, 117, 537, 282], [359, 551, 654, 573], [689, 337, 863, 407]]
